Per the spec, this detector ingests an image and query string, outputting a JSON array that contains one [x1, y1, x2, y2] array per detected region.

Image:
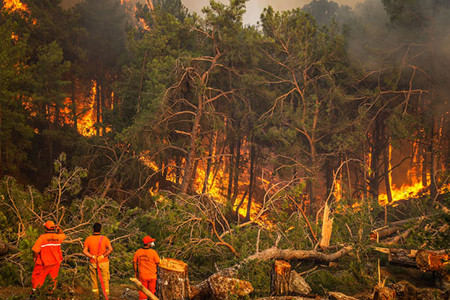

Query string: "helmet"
[[143, 236, 156, 244], [44, 220, 55, 230]]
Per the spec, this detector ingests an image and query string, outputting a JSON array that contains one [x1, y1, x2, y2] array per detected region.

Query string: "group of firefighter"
[[31, 220, 160, 300]]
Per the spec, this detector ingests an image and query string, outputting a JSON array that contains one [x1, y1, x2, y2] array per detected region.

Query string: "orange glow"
[[379, 143, 429, 206], [2, 0, 28, 12], [11, 32, 19, 41], [333, 179, 342, 202], [77, 81, 97, 137], [138, 139, 272, 226]]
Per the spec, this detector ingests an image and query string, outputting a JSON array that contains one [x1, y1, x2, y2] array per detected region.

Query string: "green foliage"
[[237, 260, 271, 297], [306, 268, 369, 295]]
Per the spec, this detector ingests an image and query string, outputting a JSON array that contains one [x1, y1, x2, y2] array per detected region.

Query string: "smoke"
[[181, 0, 363, 24]]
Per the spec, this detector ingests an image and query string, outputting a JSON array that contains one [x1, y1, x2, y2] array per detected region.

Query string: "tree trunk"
[[429, 116, 437, 198], [156, 258, 190, 300], [202, 132, 216, 194], [227, 139, 234, 202], [245, 142, 256, 221], [181, 92, 202, 194], [245, 246, 352, 263], [231, 138, 241, 207], [271, 260, 291, 296], [95, 79, 100, 136], [383, 142, 393, 204]]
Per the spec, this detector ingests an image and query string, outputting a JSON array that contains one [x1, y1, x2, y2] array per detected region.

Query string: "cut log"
[[271, 260, 291, 296], [156, 258, 190, 300], [373, 247, 417, 267], [208, 273, 253, 300], [245, 246, 353, 263], [415, 249, 449, 271], [374, 247, 449, 271], [372, 284, 396, 300], [370, 227, 400, 241], [382, 228, 412, 245], [288, 270, 311, 295], [328, 292, 359, 300], [130, 278, 159, 300]]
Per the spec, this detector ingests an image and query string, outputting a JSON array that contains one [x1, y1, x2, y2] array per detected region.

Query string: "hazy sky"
[[182, 0, 363, 24]]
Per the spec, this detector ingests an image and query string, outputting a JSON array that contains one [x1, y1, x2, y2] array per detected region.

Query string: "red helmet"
[[143, 236, 156, 244]]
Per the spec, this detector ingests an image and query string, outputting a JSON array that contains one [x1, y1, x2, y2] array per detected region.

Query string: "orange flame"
[[2, 0, 28, 12]]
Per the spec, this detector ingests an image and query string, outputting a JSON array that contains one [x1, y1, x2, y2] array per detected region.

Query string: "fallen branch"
[[382, 228, 413, 245], [130, 278, 159, 300]]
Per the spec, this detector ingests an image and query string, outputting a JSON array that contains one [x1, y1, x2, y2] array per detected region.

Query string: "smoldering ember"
[[0, 0, 449, 299]]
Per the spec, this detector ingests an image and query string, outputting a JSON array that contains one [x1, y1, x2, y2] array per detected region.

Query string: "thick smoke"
[[181, 0, 362, 24]]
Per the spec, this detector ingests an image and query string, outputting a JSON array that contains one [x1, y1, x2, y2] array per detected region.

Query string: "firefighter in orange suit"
[[31, 220, 66, 293], [133, 236, 160, 298], [83, 223, 113, 298]]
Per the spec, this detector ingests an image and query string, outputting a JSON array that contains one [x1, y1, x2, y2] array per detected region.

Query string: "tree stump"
[[156, 258, 190, 300], [271, 260, 291, 296], [372, 285, 395, 300]]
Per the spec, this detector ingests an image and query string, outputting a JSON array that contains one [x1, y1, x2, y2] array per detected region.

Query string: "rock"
[[208, 273, 253, 300], [289, 270, 311, 295]]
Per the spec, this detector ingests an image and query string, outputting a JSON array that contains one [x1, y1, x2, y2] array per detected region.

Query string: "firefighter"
[[133, 236, 160, 298], [82, 223, 113, 298], [31, 220, 66, 294]]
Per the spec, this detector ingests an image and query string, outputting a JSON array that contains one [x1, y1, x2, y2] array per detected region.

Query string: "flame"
[[76, 81, 97, 137], [333, 179, 342, 202], [2, 0, 28, 12], [11, 32, 19, 41], [139, 139, 272, 226]]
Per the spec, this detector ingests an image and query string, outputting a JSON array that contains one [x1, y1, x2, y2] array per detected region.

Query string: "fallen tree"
[[244, 246, 353, 262], [374, 247, 449, 271]]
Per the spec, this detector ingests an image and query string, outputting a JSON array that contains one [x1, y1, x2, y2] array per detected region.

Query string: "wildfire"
[[77, 81, 97, 137], [2, 0, 28, 12], [139, 142, 271, 225]]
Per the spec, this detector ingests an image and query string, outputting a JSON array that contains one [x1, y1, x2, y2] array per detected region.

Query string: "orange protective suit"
[[31, 231, 66, 290], [133, 247, 160, 298]]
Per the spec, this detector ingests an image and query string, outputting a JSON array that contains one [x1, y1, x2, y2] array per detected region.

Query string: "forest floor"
[[0, 285, 132, 299]]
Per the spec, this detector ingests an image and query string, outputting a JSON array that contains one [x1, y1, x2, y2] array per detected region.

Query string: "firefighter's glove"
[[97, 255, 104, 261], [92, 255, 96, 261]]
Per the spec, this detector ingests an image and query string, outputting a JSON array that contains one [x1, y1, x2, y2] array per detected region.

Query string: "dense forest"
[[0, 0, 449, 299]]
